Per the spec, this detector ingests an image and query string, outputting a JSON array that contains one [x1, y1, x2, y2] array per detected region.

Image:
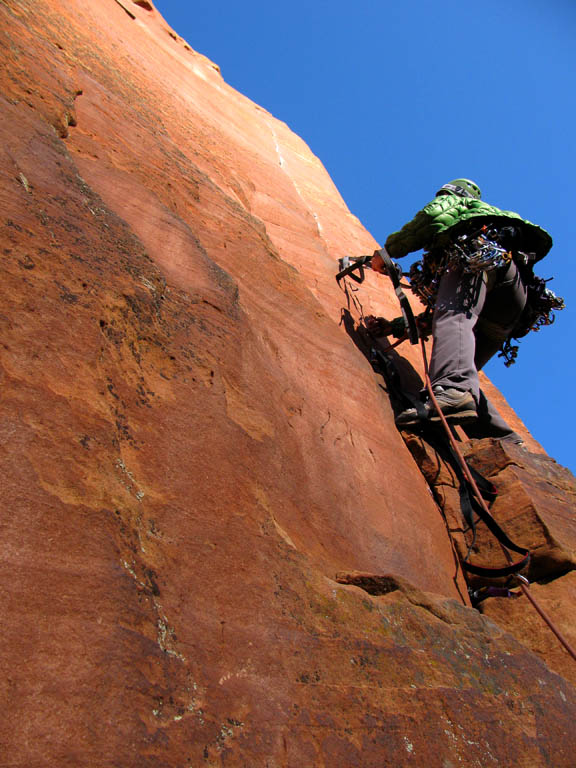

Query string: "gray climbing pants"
[[428, 261, 527, 439]]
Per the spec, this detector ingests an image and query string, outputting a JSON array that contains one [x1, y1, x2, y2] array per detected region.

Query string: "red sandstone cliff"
[[1, 1, 575, 765]]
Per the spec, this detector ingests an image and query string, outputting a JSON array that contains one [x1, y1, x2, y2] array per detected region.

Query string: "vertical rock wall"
[[1, 1, 575, 765]]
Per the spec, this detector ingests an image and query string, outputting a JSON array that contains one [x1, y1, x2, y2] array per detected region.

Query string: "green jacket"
[[385, 193, 553, 262]]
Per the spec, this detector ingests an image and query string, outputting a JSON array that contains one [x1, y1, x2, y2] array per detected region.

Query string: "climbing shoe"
[[428, 386, 477, 424], [395, 386, 477, 428], [395, 399, 430, 427]]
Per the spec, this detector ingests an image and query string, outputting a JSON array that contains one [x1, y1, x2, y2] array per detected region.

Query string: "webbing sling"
[[336, 250, 419, 345], [373, 249, 419, 345]]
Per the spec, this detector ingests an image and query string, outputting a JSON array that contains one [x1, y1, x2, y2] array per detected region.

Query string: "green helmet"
[[437, 178, 482, 199]]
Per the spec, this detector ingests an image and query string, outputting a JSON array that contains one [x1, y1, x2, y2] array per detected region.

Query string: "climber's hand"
[[416, 312, 432, 342], [370, 251, 387, 274], [365, 315, 392, 337]]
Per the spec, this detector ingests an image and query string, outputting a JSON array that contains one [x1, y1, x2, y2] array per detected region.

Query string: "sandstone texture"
[[1, 1, 575, 765]]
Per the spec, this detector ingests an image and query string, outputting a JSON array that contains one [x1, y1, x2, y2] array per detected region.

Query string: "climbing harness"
[[407, 226, 514, 312], [446, 226, 514, 274], [406, 224, 565, 364], [336, 251, 576, 662]]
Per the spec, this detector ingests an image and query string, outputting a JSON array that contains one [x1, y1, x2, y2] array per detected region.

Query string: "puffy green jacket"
[[385, 193, 553, 262]]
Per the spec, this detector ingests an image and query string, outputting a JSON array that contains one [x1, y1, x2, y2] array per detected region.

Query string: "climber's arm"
[[376, 195, 461, 264]]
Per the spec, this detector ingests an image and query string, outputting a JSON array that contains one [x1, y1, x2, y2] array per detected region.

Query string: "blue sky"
[[155, 0, 575, 472]]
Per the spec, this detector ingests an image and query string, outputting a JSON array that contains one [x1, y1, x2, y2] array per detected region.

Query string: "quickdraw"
[[499, 274, 566, 366], [446, 227, 514, 274], [407, 226, 513, 312], [337, 250, 419, 345]]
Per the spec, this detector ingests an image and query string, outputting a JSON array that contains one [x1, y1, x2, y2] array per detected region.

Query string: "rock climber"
[[368, 178, 554, 442]]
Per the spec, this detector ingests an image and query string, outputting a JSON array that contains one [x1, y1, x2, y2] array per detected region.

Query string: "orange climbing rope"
[[336, 255, 576, 662], [420, 336, 576, 663]]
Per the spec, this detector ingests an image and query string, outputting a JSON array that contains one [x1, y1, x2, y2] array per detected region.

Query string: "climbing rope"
[[336, 255, 576, 663], [422, 339, 576, 662]]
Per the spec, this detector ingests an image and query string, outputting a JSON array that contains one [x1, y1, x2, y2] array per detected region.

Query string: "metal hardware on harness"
[[336, 250, 419, 346], [499, 274, 565, 367], [470, 586, 521, 606], [446, 230, 513, 274], [409, 259, 442, 310], [525, 281, 565, 332], [408, 226, 514, 311], [336, 254, 372, 284], [514, 573, 530, 587]]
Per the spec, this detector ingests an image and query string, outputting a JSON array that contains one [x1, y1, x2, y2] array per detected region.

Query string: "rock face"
[[1, 1, 575, 765]]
